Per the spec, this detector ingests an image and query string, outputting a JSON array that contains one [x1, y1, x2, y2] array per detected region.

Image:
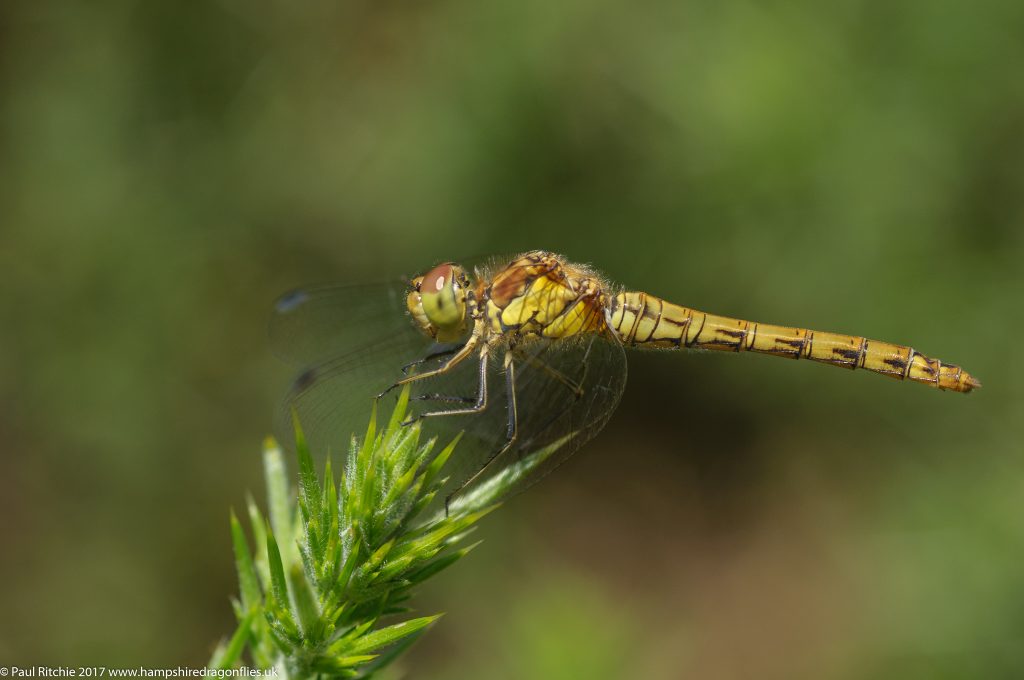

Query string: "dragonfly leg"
[[445, 352, 519, 515], [377, 322, 482, 399], [400, 343, 462, 376], [505, 353, 519, 440], [404, 344, 490, 426], [443, 337, 606, 514], [412, 393, 476, 404]]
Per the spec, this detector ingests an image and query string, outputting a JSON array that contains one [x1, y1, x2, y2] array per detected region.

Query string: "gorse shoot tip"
[[211, 388, 496, 678]]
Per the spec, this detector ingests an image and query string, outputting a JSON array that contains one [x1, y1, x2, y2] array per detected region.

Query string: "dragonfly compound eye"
[[407, 263, 468, 341]]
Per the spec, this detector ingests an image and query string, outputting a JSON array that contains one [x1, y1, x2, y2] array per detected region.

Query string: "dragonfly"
[[271, 250, 980, 510]]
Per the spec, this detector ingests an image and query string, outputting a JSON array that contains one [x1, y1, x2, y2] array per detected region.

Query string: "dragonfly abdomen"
[[609, 292, 980, 393]]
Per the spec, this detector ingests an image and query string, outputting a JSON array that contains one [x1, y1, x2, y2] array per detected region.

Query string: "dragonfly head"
[[408, 262, 471, 342]]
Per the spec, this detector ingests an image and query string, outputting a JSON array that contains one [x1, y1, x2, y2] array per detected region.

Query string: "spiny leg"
[[409, 341, 483, 403], [400, 342, 462, 376], [412, 393, 476, 404], [445, 339, 603, 512], [445, 351, 519, 515], [377, 321, 482, 399], [404, 343, 491, 426], [505, 353, 518, 440], [405, 345, 479, 403]]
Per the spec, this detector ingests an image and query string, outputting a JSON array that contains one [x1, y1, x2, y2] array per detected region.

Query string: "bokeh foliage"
[[1, 1, 1021, 677]]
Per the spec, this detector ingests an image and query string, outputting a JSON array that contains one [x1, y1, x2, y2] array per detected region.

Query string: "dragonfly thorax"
[[408, 251, 613, 348], [481, 251, 610, 342]]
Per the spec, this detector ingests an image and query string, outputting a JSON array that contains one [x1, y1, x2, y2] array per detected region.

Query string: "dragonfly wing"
[[273, 327, 444, 458], [432, 333, 629, 511], [270, 278, 444, 456], [269, 254, 513, 368], [270, 272, 627, 510], [269, 280, 413, 368]]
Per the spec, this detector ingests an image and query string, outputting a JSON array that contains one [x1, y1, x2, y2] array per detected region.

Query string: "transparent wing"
[[442, 333, 628, 510], [278, 327, 627, 510], [269, 279, 438, 457], [268, 255, 514, 368], [269, 280, 414, 368], [270, 268, 627, 510]]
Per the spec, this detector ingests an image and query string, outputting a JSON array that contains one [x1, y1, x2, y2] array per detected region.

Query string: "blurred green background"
[[2, 1, 1022, 677]]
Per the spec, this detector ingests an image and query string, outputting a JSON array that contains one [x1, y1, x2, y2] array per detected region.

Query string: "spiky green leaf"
[[343, 615, 441, 656], [213, 383, 516, 675], [230, 510, 262, 614]]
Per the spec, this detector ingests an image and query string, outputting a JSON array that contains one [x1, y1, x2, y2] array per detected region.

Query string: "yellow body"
[[481, 252, 607, 340], [608, 291, 979, 392], [408, 251, 980, 393], [390, 250, 981, 507]]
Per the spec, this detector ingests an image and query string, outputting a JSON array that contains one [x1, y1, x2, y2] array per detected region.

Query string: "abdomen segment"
[[609, 292, 980, 393]]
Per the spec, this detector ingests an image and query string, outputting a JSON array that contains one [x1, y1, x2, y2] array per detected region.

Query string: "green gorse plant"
[[210, 387, 496, 678]]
